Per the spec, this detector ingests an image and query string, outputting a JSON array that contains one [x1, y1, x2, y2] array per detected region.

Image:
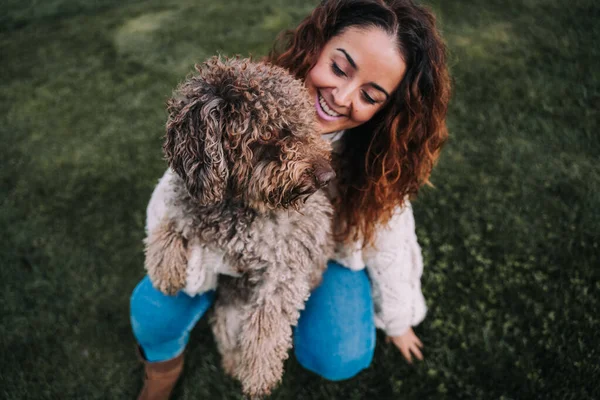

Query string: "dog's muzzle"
[[313, 164, 336, 188]]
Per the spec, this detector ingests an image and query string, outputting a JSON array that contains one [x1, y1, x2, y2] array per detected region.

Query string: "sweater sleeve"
[[363, 201, 427, 337], [145, 169, 176, 234]]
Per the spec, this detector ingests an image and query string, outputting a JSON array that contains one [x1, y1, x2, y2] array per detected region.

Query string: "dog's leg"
[[234, 266, 312, 399], [211, 295, 244, 377], [144, 221, 188, 295]]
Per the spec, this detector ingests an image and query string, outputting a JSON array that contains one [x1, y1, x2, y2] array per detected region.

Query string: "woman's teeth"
[[318, 93, 341, 117]]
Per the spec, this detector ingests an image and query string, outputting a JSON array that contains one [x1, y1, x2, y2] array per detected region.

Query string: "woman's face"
[[305, 26, 406, 134]]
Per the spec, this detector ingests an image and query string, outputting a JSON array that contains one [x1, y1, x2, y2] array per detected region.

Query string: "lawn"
[[1, 0, 598, 399]]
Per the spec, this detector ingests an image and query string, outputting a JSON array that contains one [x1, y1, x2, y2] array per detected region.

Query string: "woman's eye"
[[331, 62, 346, 77], [362, 90, 377, 105]]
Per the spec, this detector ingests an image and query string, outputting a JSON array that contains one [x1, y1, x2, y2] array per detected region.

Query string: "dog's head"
[[164, 56, 334, 211]]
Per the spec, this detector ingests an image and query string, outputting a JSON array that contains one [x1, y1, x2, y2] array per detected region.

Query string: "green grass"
[[1, 0, 598, 398]]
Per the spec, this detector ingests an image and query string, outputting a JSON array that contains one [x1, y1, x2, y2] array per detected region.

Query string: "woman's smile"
[[316, 91, 344, 120]]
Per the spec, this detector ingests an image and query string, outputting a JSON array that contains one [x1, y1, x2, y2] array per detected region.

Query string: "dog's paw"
[[243, 383, 273, 400], [151, 276, 184, 295], [221, 356, 237, 377], [146, 252, 187, 295], [144, 223, 188, 295], [239, 365, 282, 400]]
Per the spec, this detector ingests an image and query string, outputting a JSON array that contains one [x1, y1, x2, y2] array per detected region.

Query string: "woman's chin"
[[316, 118, 344, 135]]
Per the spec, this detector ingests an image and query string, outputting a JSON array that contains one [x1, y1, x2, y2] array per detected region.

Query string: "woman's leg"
[[130, 275, 215, 362], [293, 260, 376, 381]]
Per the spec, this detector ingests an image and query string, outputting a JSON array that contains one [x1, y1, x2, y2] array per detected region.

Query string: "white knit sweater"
[[341, 201, 427, 336], [146, 131, 427, 337]]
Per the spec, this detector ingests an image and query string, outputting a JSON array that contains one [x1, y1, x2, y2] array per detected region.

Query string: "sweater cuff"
[[383, 324, 411, 337], [374, 315, 410, 337], [374, 298, 428, 337]]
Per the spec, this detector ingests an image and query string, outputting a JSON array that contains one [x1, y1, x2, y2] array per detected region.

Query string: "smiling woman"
[[266, 0, 450, 374]]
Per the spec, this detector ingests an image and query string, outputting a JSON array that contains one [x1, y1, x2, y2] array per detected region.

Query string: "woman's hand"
[[387, 327, 423, 364]]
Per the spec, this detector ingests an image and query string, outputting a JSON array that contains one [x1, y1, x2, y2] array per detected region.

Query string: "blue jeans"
[[130, 260, 375, 381]]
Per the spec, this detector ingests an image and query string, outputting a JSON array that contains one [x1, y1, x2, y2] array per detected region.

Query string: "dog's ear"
[[164, 90, 229, 206]]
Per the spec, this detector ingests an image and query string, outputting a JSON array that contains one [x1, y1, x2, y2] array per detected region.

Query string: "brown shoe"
[[137, 347, 184, 400]]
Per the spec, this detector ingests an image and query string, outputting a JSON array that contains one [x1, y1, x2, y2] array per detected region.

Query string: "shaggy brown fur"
[[144, 57, 335, 398]]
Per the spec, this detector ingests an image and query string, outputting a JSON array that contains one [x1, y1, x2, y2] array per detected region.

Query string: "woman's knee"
[[294, 260, 376, 380], [129, 276, 214, 346], [295, 341, 375, 381]]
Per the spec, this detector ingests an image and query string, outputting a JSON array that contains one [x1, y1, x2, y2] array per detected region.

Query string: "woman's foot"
[[137, 347, 184, 400]]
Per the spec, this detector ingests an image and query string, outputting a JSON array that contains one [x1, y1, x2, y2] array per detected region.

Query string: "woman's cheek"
[[359, 104, 384, 124], [352, 108, 372, 124], [310, 63, 332, 86]]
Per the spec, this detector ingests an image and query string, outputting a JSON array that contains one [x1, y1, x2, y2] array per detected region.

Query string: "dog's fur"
[[144, 57, 334, 398]]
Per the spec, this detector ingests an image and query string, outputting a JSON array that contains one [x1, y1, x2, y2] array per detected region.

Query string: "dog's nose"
[[314, 165, 336, 187]]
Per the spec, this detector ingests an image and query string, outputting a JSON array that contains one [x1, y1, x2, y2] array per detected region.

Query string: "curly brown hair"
[[267, 0, 451, 246]]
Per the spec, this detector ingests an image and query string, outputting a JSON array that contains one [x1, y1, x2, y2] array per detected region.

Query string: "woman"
[[130, 0, 450, 398]]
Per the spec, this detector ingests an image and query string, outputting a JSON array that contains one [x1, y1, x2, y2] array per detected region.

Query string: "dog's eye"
[[266, 146, 280, 160], [280, 128, 294, 138]]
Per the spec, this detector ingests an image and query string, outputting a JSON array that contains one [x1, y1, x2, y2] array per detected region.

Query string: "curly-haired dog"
[[144, 57, 335, 398]]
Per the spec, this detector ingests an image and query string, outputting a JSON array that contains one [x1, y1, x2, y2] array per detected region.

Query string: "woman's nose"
[[332, 85, 353, 109]]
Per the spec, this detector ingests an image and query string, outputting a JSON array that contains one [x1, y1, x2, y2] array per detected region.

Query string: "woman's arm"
[[363, 201, 427, 359]]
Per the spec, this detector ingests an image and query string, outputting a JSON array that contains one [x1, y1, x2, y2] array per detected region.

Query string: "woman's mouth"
[[315, 91, 344, 121]]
